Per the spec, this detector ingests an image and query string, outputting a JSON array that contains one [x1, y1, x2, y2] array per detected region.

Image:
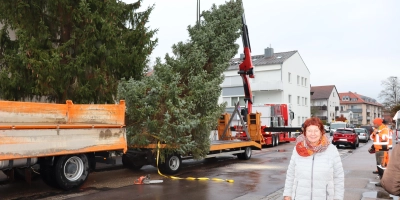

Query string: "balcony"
[[251, 81, 283, 91], [348, 109, 362, 113], [311, 106, 327, 111]]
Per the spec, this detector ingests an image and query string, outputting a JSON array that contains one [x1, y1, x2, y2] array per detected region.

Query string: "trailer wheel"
[[53, 154, 90, 190], [237, 147, 252, 160], [122, 154, 144, 170], [275, 134, 280, 146], [40, 163, 58, 188], [272, 135, 276, 147], [159, 154, 182, 174]]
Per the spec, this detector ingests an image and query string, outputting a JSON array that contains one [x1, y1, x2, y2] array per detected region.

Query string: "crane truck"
[[228, 10, 300, 147]]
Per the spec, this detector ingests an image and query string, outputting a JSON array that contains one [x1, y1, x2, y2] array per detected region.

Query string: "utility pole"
[[395, 76, 398, 106], [196, 0, 200, 28]]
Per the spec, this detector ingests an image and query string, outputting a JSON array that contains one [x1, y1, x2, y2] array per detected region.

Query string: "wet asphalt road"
[[0, 139, 360, 200]]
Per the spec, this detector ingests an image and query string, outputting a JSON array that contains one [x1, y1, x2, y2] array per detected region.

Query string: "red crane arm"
[[238, 13, 254, 114]]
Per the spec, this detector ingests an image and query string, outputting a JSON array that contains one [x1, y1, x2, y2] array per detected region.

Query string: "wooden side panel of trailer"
[[0, 100, 125, 125], [0, 128, 127, 160]]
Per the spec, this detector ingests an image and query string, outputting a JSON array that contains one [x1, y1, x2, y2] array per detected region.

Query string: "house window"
[[231, 97, 239, 107], [288, 72, 291, 83], [302, 97, 304, 105], [223, 97, 230, 106], [297, 76, 299, 85], [288, 94, 292, 104], [298, 116, 300, 125], [305, 98, 307, 106], [333, 92, 335, 97], [301, 77, 304, 86], [297, 96, 300, 105], [304, 78, 307, 87]]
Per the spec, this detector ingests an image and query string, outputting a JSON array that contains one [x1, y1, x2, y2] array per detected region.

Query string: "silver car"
[[354, 128, 369, 142]]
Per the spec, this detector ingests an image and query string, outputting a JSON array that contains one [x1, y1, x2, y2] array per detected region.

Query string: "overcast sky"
[[124, 0, 399, 102]]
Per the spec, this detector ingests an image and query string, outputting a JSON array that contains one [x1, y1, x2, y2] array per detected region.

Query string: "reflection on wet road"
[[0, 141, 366, 200]]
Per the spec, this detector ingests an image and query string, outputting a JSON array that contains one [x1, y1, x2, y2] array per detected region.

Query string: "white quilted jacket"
[[283, 144, 344, 200]]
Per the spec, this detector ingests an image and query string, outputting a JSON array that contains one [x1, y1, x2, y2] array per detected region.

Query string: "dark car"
[[332, 128, 359, 149], [360, 125, 374, 136]]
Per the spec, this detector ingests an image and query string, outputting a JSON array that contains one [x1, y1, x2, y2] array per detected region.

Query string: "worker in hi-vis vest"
[[370, 118, 390, 187], [382, 119, 393, 149]]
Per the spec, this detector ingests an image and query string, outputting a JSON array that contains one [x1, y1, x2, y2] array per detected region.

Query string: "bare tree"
[[379, 76, 400, 111]]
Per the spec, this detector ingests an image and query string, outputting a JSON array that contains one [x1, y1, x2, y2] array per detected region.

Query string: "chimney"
[[240, 53, 245, 60], [264, 47, 274, 58]]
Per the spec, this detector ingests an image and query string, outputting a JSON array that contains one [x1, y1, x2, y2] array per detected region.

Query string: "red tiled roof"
[[311, 85, 337, 100], [145, 70, 154, 77], [339, 92, 383, 107]]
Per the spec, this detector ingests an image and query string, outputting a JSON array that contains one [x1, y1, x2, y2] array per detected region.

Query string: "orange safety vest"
[[370, 125, 389, 151], [387, 125, 393, 149]]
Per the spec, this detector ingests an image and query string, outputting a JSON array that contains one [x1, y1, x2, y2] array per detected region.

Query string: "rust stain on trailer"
[[0, 137, 27, 145], [99, 129, 113, 139]]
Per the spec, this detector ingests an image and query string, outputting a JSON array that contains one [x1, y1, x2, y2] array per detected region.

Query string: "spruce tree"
[[0, 0, 157, 103], [118, 0, 243, 159]]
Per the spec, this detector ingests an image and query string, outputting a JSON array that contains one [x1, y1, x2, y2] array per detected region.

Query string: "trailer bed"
[[0, 100, 127, 161], [210, 140, 261, 151]]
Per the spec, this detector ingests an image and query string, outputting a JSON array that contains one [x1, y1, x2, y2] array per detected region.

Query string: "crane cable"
[[156, 141, 234, 183]]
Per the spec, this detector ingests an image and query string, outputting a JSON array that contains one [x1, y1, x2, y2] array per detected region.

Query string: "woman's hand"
[[283, 196, 292, 200]]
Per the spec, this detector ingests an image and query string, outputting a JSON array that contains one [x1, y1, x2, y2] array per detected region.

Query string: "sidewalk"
[[342, 141, 398, 200]]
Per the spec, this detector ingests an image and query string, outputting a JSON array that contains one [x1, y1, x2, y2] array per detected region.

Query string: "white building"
[[310, 85, 340, 123], [220, 47, 310, 127]]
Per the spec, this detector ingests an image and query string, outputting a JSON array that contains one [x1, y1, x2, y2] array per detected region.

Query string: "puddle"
[[362, 191, 399, 199]]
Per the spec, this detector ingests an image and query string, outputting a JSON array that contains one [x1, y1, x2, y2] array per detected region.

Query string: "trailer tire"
[[40, 163, 58, 188], [53, 154, 90, 190], [275, 134, 280, 146], [272, 135, 276, 147], [159, 154, 182, 175], [122, 154, 144, 170], [237, 147, 252, 160]]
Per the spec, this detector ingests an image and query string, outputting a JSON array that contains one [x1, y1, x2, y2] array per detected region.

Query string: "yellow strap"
[[156, 141, 234, 183]]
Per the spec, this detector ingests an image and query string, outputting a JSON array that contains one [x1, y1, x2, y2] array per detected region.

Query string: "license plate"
[[339, 139, 347, 141]]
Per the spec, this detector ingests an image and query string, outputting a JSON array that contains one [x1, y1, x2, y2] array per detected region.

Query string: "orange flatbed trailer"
[[0, 100, 127, 190]]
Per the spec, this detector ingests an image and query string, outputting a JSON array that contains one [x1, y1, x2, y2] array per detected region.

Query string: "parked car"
[[330, 122, 349, 136], [324, 125, 330, 133], [332, 128, 359, 149], [354, 128, 369, 142], [360, 125, 374, 136]]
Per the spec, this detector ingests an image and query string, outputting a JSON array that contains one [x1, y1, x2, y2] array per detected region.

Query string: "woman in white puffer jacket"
[[283, 117, 344, 200]]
